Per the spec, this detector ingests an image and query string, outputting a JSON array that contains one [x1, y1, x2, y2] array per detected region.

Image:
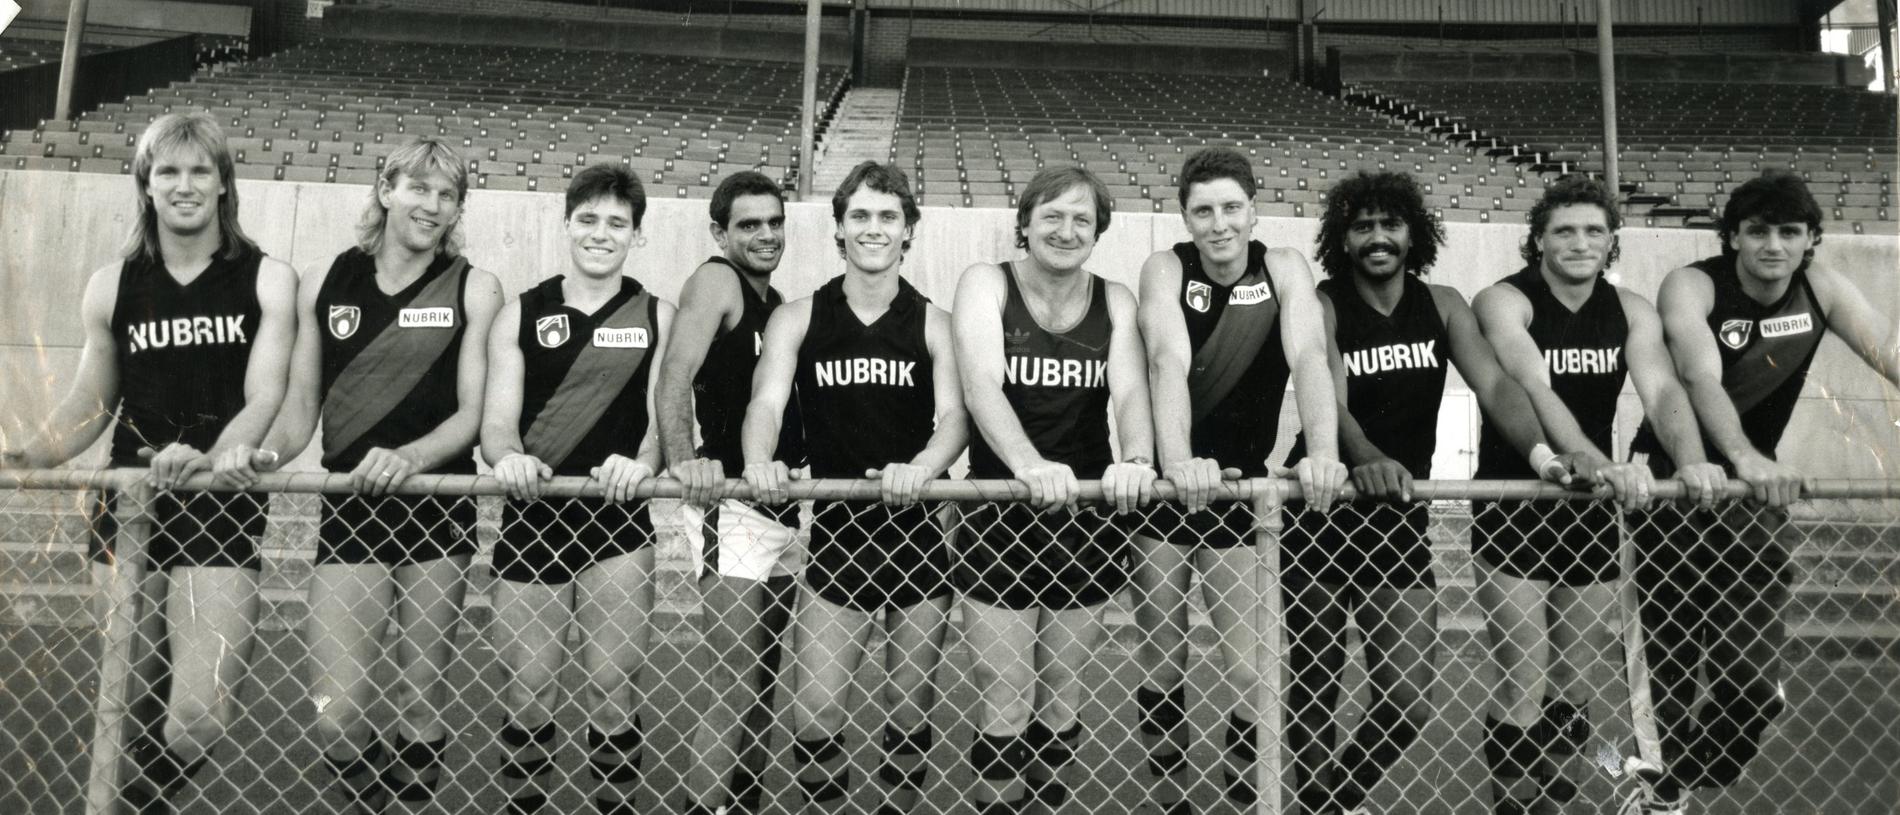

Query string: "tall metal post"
[[84, 478, 155, 815], [1878, 0, 1897, 93], [1252, 478, 1285, 815], [54, 0, 93, 120], [798, 0, 822, 200], [1597, 0, 1619, 199]]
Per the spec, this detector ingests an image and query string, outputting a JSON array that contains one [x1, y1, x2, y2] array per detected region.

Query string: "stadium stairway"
[[812, 87, 901, 194]]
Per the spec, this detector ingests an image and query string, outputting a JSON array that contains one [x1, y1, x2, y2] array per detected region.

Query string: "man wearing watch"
[[1129, 146, 1347, 814]]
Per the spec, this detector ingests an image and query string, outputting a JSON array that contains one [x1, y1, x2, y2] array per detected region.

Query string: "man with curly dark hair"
[[1283, 171, 1562, 815], [1620, 171, 1900, 814], [1469, 175, 1722, 814]]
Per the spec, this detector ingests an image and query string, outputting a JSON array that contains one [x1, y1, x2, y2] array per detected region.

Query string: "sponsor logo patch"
[[1758, 313, 1813, 339], [536, 315, 570, 347], [593, 326, 649, 348], [1228, 281, 1273, 306], [399, 307, 455, 328], [1185, 280, 1212, 313], [328, 305, 360, 340], [1718, 319, 1752, 350]]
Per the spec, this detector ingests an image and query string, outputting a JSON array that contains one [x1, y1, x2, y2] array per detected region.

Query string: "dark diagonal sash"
[[321, 257, 468, 458], [1722, 324, 1821, 418], [1188, 273, 1276, 423], [522, 291, 653, 469]]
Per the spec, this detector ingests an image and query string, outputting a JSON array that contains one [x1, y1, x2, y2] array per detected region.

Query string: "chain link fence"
[[0, 470, 1894, 814]]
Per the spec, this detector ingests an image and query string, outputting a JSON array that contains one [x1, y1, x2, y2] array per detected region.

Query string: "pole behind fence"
[[1251, 478, 1285, 815], [1618, 512, 1663, 767], [83, 478, 153, 815]]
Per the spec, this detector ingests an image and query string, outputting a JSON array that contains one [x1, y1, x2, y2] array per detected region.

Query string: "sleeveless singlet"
[[515, 276, 657, 475], [110, 245, 264, 466], [1475, 266, 1628, 478], [693, 257, 804, 475], [1174, 240, 1288, 476], [968, 262, 1114, 479], [1630, 255, 1828, 475], [315, 248, 472, 472], [1290, 274, 1450, 476], [795, 275, 935, 478]]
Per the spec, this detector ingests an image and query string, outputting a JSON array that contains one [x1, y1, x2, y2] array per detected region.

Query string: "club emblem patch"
[[1185, 280, 1212, 313], [328, 305, 360, 340], [537, 314, 571, 348], [1718, 319, 1752, 350]]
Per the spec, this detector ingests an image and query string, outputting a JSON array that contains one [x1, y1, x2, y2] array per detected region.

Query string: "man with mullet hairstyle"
[[0, 111, 297, 812], [1621, 172, 1900, 815], [1128, 146, 1346, 815], [1282, 170, 1570, 815], [250, 135, 502, 814], [658, 170, 805, 815]]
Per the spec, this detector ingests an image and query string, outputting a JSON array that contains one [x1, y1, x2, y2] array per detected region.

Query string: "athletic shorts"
[[1282, 500, 1436, 590], [952, 503, 1132, 611], [88, 489, 265, 571], [678, 499, 805, 582], [1631, 502, 1792, 592], [804, 501, 951, 613], [1470, 499, 1620, 586], [1134, 499, 1257, 550], [316, 494, 478, 567], [494, 497, 656, 585]]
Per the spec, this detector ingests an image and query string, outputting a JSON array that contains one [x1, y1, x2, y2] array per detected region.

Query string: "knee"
[[505, 661, 560, 709], [581, 663, 633, 706], [882, 666, 932, 706], [163, 703, 232, 749], [310, 698, 370, 746]]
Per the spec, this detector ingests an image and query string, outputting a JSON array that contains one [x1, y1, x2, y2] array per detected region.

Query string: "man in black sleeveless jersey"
[[478, 166, 673, 815], [657, 171, 803, 815], [1470, 176, 1721, 815], [952, 166, 1157, 814], [1621, 173, 1900, 814], [254, 136, 503, 812], [741, 162, 967, 814], [2, 112, 297, 811], [1281, 171, 1572, 815], [1126, 146, 1346, 815]]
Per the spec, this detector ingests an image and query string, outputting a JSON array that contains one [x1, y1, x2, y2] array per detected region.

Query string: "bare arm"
[[9, 265, 122, 468], [1656, 266, 1801, 506], [953, 262, 1073, 512], [1621, 289, 1707, 467], [1436, 284, 1548, 461], [739, 298, 808, 504], [911, 305, 970, 477], [257, 262, 331, 467], [634, 300, 675, 477], [1808, 261, 1900, 388], [478, 299, 527, 467], [1269, 248, 1346, 508], [656, 262, 740, 505], [1472, 283, 1604, 460], [210, 259, 297, 456], [657, 262, 739, 467], [1137, 250, 1195, 470], [1101, 280, 1156, 514]]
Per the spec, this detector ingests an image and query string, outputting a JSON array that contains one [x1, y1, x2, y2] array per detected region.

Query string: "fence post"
[[1618, 509, 1662, 766], [1252, 478, 1285, 815], [84, 477, 156, 815]]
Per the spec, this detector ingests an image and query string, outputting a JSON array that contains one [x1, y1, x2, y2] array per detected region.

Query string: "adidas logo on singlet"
[[1342, 341, 1438, 377], [1545, 347, 1621, 375], [126, 315, 247, 354], [1005, 357, 1108, 388], [814, 358, 916, 387]]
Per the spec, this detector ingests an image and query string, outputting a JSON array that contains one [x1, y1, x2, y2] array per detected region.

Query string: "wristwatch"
[[1122, 456, 1153, 467]]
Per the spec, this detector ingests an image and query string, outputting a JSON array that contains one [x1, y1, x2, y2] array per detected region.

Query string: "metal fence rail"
[[0, 470, 1893, 814]]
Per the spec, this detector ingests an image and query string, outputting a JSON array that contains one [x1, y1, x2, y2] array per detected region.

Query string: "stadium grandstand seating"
[[0, 37, 848, 196], [894, 65, 1640, 225], [0, 36, 113, 72], [1351, 80, 1898, 233]]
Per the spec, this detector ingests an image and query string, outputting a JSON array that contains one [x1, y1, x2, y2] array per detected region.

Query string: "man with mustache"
[[1282, 170, 1563, 815]]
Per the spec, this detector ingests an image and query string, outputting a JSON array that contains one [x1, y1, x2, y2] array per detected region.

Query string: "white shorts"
[[678, 499, 805, 581]]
